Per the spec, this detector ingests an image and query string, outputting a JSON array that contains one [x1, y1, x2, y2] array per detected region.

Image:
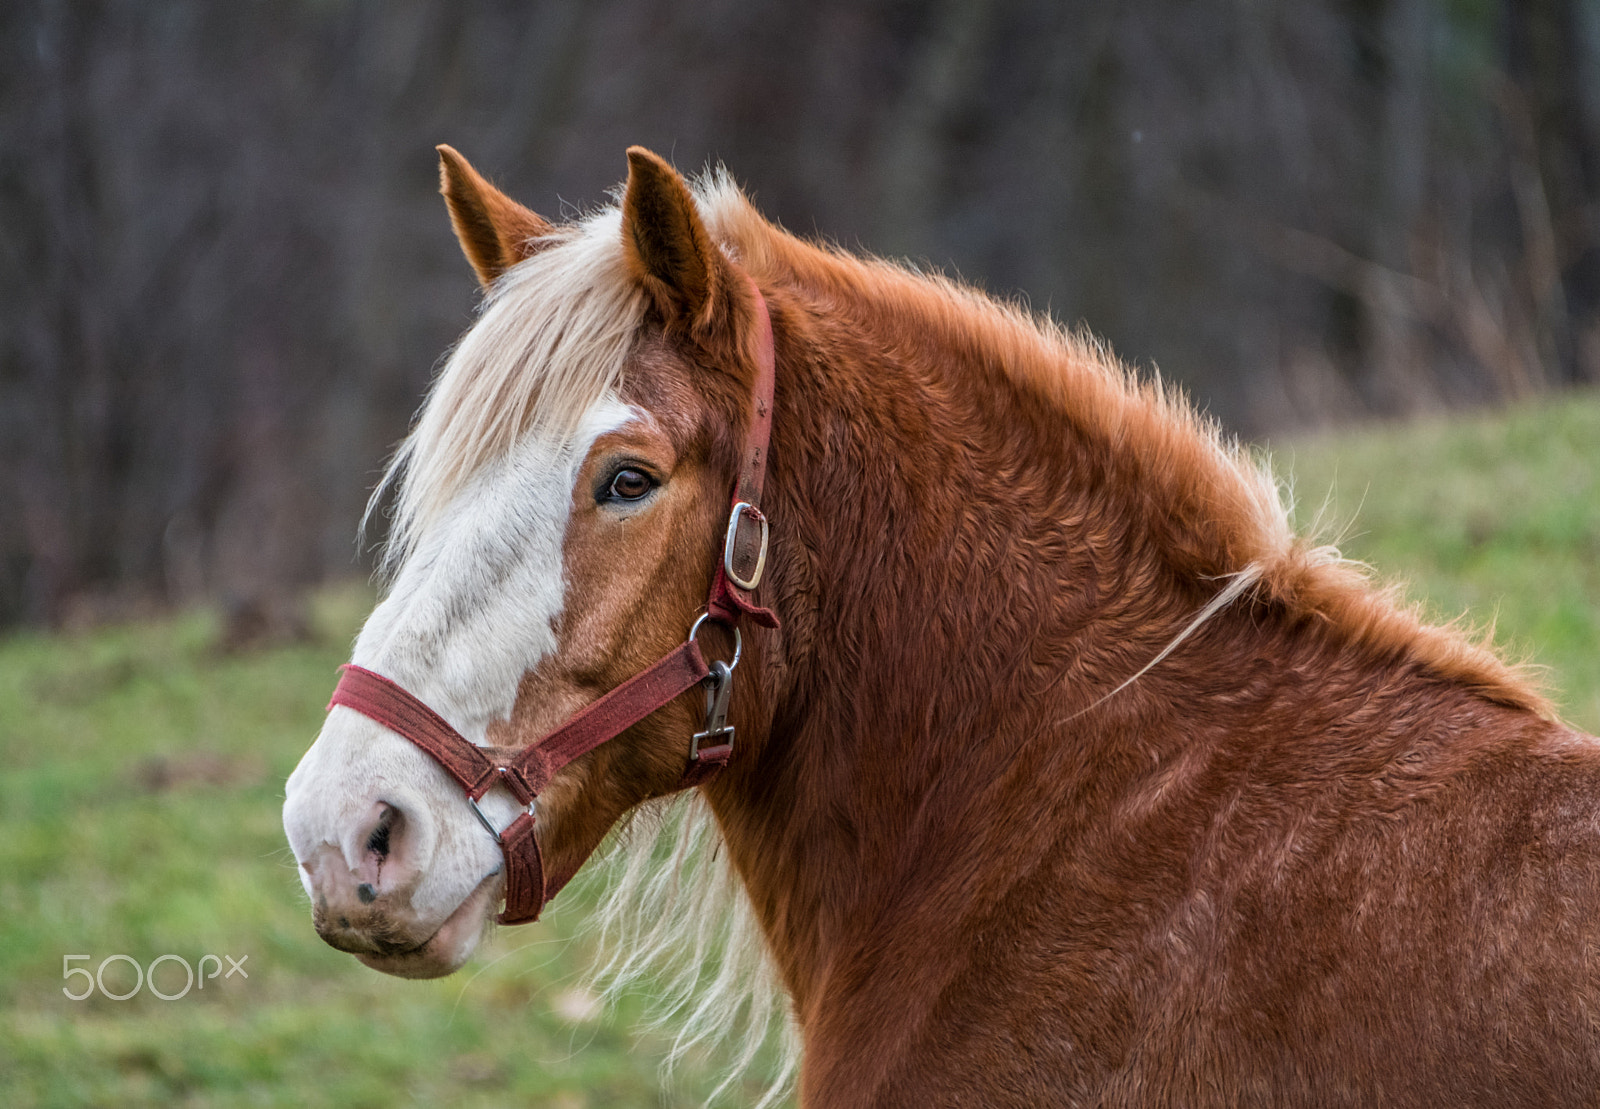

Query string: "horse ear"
[[621, 146, 728, 328], [436, 144, 553, 288]]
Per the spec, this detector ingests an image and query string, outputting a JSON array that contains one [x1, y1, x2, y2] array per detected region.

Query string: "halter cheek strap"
[[707, 272, 779, 631], [325, 273, 778, 927]]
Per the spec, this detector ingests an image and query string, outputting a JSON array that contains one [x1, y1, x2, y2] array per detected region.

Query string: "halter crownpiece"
[[326, 272, 779, 926]]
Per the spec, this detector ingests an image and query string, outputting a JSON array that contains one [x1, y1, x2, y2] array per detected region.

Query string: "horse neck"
[[704, 280, 1222, 1016]]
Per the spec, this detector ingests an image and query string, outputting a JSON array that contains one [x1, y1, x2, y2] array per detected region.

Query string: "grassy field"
[[0, 593, 771, 1109], [2, 391, 1596, 1106], [1274, 391, 1600, 732]]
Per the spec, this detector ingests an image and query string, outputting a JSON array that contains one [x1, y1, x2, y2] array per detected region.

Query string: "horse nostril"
[[345, 798, 428, 904], [366, 807, 395, 858], [353, 800, 418, 896]]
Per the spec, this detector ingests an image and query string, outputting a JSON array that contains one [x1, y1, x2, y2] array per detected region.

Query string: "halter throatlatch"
[[326, 273, 778, 926]]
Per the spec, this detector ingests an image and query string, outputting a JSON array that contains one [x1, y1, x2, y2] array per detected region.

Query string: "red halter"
[[326, 275, 778, 925]]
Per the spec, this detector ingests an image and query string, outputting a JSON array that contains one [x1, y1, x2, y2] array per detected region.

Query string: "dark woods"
[[1, 0, 1596, 631]]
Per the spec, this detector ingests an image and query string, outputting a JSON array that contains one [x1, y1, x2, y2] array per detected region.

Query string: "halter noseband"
[[326, 274, 779, 926]]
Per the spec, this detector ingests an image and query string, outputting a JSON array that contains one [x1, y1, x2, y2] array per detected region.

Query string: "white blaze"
[[282, 396, 634, 925]]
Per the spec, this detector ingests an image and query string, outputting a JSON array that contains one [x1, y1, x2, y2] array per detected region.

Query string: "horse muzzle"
[[298, 822, 499, 979]]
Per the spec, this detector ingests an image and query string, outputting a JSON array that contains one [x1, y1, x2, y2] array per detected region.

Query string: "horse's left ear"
[[621, 147, 731, 331]]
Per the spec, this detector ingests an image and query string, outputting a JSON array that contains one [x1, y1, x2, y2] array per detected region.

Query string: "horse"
[[282, 144, 1600, 1107]]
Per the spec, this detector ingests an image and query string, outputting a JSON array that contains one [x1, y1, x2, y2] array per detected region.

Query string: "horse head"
[[282, 147, 775, 979]]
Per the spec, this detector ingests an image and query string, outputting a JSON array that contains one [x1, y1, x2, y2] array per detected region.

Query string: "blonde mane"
[[371, 206, 646, 566], [589, 794, 799, 1106], [375, 164, 1551, 1107]]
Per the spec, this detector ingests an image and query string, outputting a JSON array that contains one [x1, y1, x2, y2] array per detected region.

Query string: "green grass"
[[0, 593, 765, 1108], [1274, 389, 1600, 732], [1, 392, 1596, 1106]]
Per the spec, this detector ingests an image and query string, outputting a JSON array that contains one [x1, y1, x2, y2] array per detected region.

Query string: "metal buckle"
[[722, 502, 769, 591], [691, 659, 735, 759], [468, 793, 536, 846]]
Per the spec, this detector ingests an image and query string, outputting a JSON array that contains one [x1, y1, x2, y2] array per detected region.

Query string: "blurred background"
[[3, 0, 1597, 637]]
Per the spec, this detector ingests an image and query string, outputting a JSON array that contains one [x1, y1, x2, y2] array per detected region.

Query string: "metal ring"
[[688, 612, 742, 671], [468, 795, 504, 844], [468, 793, 535, 846]]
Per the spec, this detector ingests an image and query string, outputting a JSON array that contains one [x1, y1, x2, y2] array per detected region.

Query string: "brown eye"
[[604, 468, 655, 502]]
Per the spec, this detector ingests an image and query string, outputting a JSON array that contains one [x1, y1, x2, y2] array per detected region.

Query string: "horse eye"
[[605, 468, 655, 502]]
